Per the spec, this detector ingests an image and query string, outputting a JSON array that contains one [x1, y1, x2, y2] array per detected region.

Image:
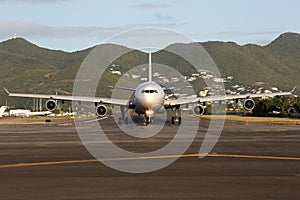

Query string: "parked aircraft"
[[9, 109, 52, 117], [3, 52, 295, 125]]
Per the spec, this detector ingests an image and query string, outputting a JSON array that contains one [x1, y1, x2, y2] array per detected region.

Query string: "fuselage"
[[134, 82, 165, 115]]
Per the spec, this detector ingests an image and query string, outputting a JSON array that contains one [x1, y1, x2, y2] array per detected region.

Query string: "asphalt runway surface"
[[0, 116, 300, 200]]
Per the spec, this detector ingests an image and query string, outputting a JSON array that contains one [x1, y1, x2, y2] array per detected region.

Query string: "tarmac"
[[0, 116, 299, 200]]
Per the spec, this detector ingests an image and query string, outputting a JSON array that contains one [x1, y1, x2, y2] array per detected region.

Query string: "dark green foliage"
[[202, 33, 300, 90], [253, 96, 300, 116], [0, 33, 299, 107]]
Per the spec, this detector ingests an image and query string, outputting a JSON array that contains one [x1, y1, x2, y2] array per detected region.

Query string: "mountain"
[[0, 32, 299, 106], [202, 32, 300, 89]]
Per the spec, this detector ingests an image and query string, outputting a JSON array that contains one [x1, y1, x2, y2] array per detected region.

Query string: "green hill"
[[201, 32, 300, 90], [0, 32, 299, 106]]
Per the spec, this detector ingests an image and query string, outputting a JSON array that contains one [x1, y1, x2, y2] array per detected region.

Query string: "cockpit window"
[[142, 89, 158, 94]]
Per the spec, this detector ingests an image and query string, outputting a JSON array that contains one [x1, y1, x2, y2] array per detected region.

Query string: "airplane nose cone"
[[140, 95, 155, 107], [137, 94, 163, 111]]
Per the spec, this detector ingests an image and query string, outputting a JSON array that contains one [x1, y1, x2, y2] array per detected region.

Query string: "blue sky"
[[0, 0, 299, 51]]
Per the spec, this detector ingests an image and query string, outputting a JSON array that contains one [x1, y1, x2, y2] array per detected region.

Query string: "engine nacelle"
[[193, 104, 205, 116], [243, 98, 255, 111], [128, 100, 136, 109], [45, 99, 57, 112], [96, 104, 107, 117]]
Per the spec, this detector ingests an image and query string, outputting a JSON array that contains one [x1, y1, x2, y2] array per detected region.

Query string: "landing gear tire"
[[144, 117, 150, 126], [171, 116, 175, 124], [171, 108, 181, 125]]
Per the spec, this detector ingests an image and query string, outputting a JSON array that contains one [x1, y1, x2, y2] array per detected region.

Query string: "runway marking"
[[0, 153, 299, 169], [206, 154, 300, 161], [0, 159, 98, 169], [79, 117, 108, 123]]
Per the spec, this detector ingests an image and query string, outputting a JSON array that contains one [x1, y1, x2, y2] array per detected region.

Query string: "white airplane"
[[9, 109, 52, 117], [3, 52, 295, 125]]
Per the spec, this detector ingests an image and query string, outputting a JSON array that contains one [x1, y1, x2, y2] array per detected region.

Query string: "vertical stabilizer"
[[148, 50, 152, 82]]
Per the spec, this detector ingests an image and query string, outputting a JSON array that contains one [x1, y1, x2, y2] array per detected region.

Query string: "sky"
[[0, 0, 299, 52]]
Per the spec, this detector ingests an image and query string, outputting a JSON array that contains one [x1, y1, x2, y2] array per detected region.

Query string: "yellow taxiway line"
[[0, 153, 299, 169]]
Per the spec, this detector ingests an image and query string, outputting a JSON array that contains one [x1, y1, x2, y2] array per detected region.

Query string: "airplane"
[[9, 109, 52, 117], [3, 52, 296, 125], [0, 105, 52, 117]]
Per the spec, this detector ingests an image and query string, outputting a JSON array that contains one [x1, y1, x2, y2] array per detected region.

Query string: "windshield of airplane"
[[141, 89, 158, 94]]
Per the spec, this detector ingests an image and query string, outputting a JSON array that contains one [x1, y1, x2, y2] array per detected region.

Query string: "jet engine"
[[128, 100, 136, 109], [243, 98, 255, 111], [192, 104, 205, 116], [96, 104, 107, 117], [45, 99, 57, 112]]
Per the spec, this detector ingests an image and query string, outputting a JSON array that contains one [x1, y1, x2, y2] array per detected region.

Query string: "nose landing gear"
[[144, 116, 154, 126], [171, 116, 181, 125]]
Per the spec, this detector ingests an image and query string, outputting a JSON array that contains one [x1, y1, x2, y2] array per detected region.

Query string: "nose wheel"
[[144, 116, 153, 126], [171, 116, 181, 125], [144, 116, 150, 125]]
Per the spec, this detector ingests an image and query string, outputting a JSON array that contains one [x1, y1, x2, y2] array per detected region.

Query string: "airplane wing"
[[51, 95, 129, 105], [3, 88, 129, 106], [108, 86, 136, 92], [165, 87, 295, 106]]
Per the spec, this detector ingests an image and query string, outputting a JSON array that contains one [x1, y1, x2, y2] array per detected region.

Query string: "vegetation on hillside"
[[0, 32, 299, 112]]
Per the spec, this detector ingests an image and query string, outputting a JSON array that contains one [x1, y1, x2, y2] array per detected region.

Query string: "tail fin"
[[148, 50, 152, 82]]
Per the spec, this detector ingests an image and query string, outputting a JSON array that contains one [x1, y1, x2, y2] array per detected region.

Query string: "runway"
[[0, 116, 300, 199]]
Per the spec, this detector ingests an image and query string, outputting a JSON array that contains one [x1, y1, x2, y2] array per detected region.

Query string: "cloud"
[[243, 31, 280, 36], [0, 20, 186, 40], [215, 31, 279, 36], [251, 39, 273, 45], [207, 31, 282, 46], [154, 13, 172, 20], [0, 21, 117, 39], [0, 0, 69, 4], [131, 2, 171, 9]]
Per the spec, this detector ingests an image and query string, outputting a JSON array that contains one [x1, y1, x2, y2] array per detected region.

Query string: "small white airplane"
[[3, 52, 295, 125], [9, 109, 52, 117]]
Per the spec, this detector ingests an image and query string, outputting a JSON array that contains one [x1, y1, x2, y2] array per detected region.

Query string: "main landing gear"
[[171, 108, 181, 125], [118, 106, 128, 124], [118, 116, 128, 124]]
